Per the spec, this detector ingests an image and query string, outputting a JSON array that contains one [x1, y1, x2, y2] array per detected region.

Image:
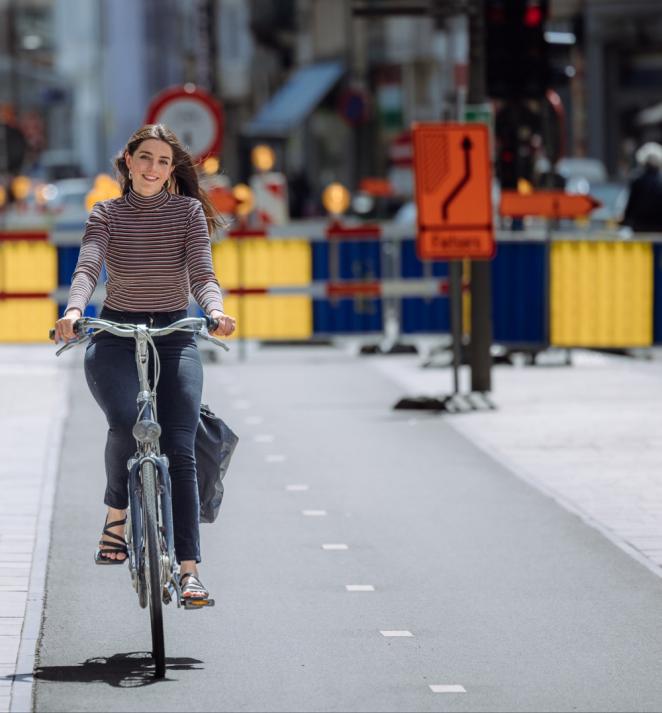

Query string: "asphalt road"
[[33, 346, 662, 712]]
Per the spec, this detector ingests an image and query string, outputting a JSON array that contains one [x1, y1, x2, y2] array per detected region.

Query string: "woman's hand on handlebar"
[[53, 308, 82, 344], [208, 310, 236, 337]]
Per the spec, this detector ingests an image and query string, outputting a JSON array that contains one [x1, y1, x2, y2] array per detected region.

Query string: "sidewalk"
[[372, 346, 662, 576], [0, 347, 69, 713]]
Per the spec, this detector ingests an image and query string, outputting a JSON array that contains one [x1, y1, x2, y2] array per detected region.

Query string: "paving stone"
[[0, 594, 27, 618], [0, 621, 21, 637], [0, 637, 18, 665]]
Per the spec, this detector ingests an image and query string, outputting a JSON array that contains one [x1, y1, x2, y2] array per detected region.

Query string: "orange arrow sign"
[[500, 191, 602, 218]]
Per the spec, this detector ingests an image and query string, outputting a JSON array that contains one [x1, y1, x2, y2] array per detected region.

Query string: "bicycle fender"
[[128, 459, 144, 568]]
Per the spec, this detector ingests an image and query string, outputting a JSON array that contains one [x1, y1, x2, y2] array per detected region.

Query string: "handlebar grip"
[[206, 315, 219, 332], [49, 319, 84, 342]]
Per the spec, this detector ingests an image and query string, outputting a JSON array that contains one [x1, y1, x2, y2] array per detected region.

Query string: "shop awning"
[[243, 60, 345, 138]]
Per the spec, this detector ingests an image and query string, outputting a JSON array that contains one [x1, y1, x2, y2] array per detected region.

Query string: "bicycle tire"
[[142, 459, 166, 678]]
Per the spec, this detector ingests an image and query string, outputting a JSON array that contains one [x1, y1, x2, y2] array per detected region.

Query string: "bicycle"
[[50, 315, 228, 678]]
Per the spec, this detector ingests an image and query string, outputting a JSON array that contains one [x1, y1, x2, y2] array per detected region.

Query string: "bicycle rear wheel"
[[141, 459, 166, 678]]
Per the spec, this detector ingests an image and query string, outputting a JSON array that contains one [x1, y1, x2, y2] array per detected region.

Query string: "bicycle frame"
[[125, 326, 178, 606]]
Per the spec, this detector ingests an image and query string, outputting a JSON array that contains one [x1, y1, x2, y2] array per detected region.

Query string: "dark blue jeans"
[[84, 307, 203, 563]]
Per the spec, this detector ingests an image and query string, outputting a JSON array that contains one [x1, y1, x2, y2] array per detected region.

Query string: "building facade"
[[2, 0, 661, 194]]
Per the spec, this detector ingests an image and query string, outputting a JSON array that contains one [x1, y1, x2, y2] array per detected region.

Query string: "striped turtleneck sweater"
[[66, 188, 224, 315]]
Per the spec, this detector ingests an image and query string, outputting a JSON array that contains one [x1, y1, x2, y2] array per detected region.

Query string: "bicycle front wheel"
[[141, 459, 166, 678]]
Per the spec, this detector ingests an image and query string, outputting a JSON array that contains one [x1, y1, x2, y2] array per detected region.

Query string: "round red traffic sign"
[[145, 84, 224, 162]]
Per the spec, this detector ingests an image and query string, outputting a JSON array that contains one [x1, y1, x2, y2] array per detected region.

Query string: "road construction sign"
[[413, 123, 494, 260]]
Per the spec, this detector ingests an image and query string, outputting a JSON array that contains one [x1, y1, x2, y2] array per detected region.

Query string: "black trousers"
[[84, 307, 203, 563]]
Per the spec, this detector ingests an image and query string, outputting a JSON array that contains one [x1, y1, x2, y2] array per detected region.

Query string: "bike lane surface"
[[33, 346, 662, 712]]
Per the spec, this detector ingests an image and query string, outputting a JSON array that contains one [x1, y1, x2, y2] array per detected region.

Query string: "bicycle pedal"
[[181, 597, 215, 610]]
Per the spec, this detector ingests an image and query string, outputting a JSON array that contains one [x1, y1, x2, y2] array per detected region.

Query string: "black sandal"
[[94, 516, 128, 565]]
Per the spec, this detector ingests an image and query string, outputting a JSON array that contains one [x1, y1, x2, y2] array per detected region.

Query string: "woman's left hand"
[[209, 310, 236, 337]]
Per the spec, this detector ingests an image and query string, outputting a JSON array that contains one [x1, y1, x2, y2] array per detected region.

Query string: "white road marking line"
[[380, 630, 413, 637], [244, 416, 264, 425], [233, 400, 251, 409], [429, 685, 466, 694], [302, 510, 327, 517], [265, 454, 286, 463], [253, 434, 275, 443], [345, 585, 374, 591], [286, 485, 309, 491], [322, 544, 348, 550]]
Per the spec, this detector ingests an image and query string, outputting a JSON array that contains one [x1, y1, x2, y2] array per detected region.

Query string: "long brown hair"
[[114, 124, 224, 233]]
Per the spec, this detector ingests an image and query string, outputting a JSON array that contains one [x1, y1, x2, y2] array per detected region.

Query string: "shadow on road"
[[7, 651, 204, 688]]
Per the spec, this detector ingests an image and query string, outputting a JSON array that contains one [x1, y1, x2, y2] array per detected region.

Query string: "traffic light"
[[485, 0, 549, 100]]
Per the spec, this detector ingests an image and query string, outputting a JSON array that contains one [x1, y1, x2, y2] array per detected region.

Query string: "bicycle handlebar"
[[49, 315, 229, 355]]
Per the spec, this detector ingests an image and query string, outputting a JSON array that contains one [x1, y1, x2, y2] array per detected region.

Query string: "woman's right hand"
[[53, 309, 82, 344]]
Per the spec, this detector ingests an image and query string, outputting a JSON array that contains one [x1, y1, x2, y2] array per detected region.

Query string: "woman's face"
[[125, 138, 174, 196]]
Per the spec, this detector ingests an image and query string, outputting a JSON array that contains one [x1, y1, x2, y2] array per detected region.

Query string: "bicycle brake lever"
[[199, 332, 230, 351], [54, 334, 89, 357]]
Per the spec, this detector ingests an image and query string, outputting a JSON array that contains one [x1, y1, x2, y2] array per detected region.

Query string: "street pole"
[[467, 0, 493, 394], [449, 261, 463, 395]]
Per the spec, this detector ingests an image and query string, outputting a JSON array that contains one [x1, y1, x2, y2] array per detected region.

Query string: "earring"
[[128, 170, 133, 181], [164, 177, 171, 190]]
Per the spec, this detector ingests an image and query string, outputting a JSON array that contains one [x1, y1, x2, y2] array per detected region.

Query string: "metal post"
[[380, 234, 404, 353], [467, 0, 493, 394], [449, 260, 463, 395], [7, 0, 20, 116]]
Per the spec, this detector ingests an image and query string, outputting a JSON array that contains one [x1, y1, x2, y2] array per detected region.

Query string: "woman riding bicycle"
[[52, 123, 236, 602]]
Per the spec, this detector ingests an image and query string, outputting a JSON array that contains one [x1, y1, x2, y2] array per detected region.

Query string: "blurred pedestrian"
[[53, 124, 236, 603], [621, 142, 662, 232]]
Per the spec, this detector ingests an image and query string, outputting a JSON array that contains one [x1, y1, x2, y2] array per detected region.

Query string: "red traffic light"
[[524, 3, 544, 27]]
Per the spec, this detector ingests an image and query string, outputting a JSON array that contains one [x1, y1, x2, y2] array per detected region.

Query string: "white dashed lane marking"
[[322, 544, 348, 550], [265, 454, 286, 463], [253, 434, 275, 443], [302, 510, 327, 517], [244, 416, 264, 425], [430, 685, 466, 694], [285, 484, 309, 491], [380, 630, 413, 637], [345, 585, 374, 592]]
